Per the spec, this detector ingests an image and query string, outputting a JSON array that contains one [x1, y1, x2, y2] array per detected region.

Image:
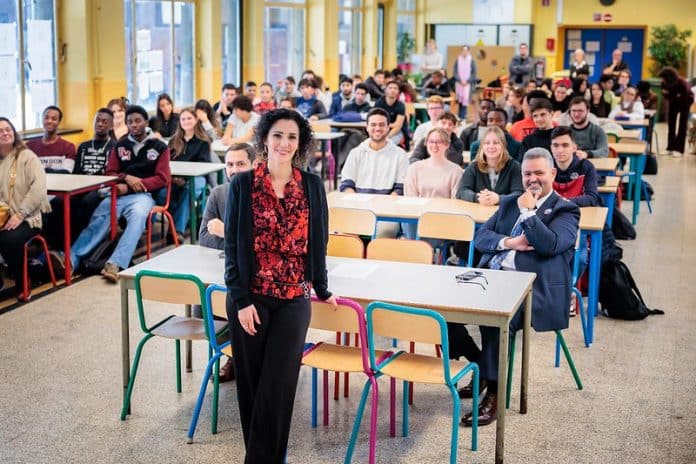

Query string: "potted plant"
[[397, 32, 415, 72], [648, 24, 692, 75]]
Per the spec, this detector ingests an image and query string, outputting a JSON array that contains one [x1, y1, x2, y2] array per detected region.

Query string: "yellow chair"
[[366, 238, 433, 264], [327, 233, 365, 258], [416, 212, 476, 266], [328, 206, 377, 237]]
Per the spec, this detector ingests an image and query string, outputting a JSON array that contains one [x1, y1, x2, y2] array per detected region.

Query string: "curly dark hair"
[[254, 108, 314, 169]]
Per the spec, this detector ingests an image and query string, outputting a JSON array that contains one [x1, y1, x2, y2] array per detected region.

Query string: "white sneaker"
[[672, 151, 683, 158]]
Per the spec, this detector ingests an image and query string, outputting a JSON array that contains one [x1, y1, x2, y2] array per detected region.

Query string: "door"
[[564, 28, 644, 83]]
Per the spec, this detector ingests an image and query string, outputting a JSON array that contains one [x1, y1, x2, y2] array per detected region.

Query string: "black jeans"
[[0, 222, 40, 293], [228, 293, 311, 464], [666, 102, 690, 153]]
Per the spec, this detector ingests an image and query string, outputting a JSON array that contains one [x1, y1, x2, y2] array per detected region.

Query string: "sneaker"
[[569, 295, 577, 317], [101, 262, 120, 283], [672, 151, 683, 158], [48, 250, 66, 277]]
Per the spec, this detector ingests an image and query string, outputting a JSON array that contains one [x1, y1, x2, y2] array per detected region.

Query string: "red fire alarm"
[[546, 38, 555, 52]]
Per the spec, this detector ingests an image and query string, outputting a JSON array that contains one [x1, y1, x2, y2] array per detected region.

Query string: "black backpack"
[[611, 208, 636, 240], [80, 236, 120, 276], [599, 260, 664, 320]]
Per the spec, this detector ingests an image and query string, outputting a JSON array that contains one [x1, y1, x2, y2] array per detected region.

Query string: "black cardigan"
[[224, 168, 331, 311]]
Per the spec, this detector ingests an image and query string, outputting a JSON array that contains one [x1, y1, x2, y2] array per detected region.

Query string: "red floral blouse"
[[251, 163, 310, 299]]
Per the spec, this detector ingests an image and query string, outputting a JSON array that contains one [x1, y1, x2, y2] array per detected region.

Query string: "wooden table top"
[[170, 161, 225, 177], [578, 207, 608, 231], [589, 158, 619, 172], [609, 141, 647, 155], [598, 176, 620, 193], [46, 174, 118, 192], [616, 129, 642, 139]]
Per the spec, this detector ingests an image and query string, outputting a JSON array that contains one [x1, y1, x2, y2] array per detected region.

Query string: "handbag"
[[0, 154, 19, 228]]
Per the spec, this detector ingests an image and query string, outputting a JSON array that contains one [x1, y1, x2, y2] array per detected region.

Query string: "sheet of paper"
[[149, 71, 164, 93], [330, 263, 378, 280], [137, 73, 150, 100], [136, 29, 151, 52], [340, 195, 373, 202], [26, 20, 54, 80], [137, 51, 150, 72], [0, 23, 17, 55], [585, 41, 600, 52], [586, 53, 596, 66], [0, 87, 17, 119], [567, 30, 581, 40], [0, 55, 18, 85], [568, 40, 582, 51], [395, 197, 430, 206], [149, 50, 163, 71], [618, 41, 632, 53], [30, 81, 55, 113]]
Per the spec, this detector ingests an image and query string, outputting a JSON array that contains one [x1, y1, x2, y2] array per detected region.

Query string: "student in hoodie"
[[57, 105, 170, 283], [339, 108, 409, 237], [329, 77, 355, 117], [295, 78, 328, 121], [521, 98, 555, 153]]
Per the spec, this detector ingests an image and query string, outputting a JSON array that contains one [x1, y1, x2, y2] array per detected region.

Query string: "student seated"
[[197, 143, 255, 382], [564, 97, 609, 159], [510, 90, 552, 141], [161, 108, 212, 240], [295, 79, 328, 121], [405, 127, 462, 200], [329, 77, 355, 117], [220, 96, 260, 146], [149, 93, 179, 139], [244, 81, 258, 104], [550, 82, 571, 117], [373, 80, 407, 146], [254, 82, 277, 116], [0, 118, 51, 300], [195, 99, 223, 140], [26, 105, 76, 173], [274, 76, 302, 105], [521, 98, 555, 153], [608, 85, 645, 121], [422, 71, 452, 98], [410, 113, 465, 166], [412, 95, 446, 147], [470, 108, 522, 162], [58, 105, 170, 283], [213, 83, 238, 130], [108, 97, 129, 140], [364, 69, 386, 100], [460, 98, 494, 150], [589, 82, 612, 118]]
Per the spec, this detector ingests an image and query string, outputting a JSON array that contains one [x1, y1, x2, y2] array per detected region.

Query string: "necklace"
[[90, 136, 111, 154]]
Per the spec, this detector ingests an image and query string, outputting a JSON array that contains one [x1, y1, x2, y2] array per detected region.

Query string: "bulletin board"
[[447, 45, 516, 88]]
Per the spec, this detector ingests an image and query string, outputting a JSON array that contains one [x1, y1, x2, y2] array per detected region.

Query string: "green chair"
[[120, 270, 227, 421]]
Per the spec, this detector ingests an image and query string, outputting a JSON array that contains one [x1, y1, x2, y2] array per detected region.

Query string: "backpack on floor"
[[611, 208, 636, 240], [599, 260, 664, 320], [79, 236, 120, 276]]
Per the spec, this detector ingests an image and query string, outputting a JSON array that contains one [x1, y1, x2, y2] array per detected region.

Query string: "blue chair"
[[346, 301, 479, 464], [187, 284, 232, 443]]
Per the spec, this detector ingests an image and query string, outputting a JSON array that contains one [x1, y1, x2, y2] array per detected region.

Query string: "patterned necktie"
[[488, 212, 528, 270]]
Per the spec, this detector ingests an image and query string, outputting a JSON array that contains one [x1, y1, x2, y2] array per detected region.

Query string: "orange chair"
[[21, 235, 57, 301], [146, 180, 179, 259]]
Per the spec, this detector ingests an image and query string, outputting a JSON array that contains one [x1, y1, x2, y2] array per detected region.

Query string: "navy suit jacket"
[[475, 191, 580, 331]]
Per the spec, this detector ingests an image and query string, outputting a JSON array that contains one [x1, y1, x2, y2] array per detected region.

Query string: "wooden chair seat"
[[151, 317, 226, 340], [303, 343, 389, 373], [380, 352, 471, 385], [222, 345, 233, 357]]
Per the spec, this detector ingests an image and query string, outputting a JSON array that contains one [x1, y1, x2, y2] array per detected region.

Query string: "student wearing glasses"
[[608, 85, 645, 121]]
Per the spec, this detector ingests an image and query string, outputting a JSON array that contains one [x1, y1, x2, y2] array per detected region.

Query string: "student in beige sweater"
[[0, 117, 51, 299]]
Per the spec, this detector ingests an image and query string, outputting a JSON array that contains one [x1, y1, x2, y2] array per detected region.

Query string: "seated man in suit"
[[452, 147, 580, 427]]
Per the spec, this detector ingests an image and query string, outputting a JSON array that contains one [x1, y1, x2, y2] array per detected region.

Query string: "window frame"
[[264, 0, 306, 85], [338, 1, 363, 76]]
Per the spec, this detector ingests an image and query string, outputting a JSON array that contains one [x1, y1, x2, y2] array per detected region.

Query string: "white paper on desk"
[[0, 23, 17, 55], [341, 195, 373, 203], [396, 197, 430, 206], [30, 81, 55, 113], [330, 263, 377, 280]]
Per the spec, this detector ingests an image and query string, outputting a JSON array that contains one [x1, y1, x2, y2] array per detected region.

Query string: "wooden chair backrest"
[[606, 133, 619, 143], [417, 212, 475, 242], [371, 307, 442, 345], [327, 233, 365, 258], [209, 288, 228, 320], [138, 274, 203, 306], [366, 238, 433, 264], [328, 207, 377, 236], [312, 122, 332, 133], [310, 300, 360, 334]]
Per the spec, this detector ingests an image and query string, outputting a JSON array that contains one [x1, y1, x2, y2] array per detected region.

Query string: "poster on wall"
[[473, 0, 514, 24], [27, 20, 54, 80]]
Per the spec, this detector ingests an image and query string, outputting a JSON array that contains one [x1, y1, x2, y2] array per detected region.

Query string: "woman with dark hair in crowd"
[[551, 81, 571, 116], [107, 97, 129, 139], [224, 108, 337, 463], [149, 93, 180, 139], [194, 99, 222, 140], [658, 66, 694, 157], [0, 117, 51, 300], [163, 108, 211, 238], [589, 82, 612, 118], [572, 77, 588, 100], [507, 87, 525, 123]]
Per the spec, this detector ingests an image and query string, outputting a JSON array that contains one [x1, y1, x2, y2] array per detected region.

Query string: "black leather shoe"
[[458, 377, 487, 399], [462, 392, 497, 427]]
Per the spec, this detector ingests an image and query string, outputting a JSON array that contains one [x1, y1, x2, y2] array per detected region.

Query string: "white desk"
[[46, 174, 118, 284], [169, 161, 226, 243], [119, 245, 535, 464]]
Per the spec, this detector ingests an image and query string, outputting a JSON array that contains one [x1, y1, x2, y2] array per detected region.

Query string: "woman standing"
[[659, 67, 694, 157], [150, 93, 180, 139], [569, 49, 590, 79], [457, 126, 523, 205], [453, 45, 477, 119], [224, 108, 337, 463], [0, 118, 51, 300], [164, 108, 212, 238]]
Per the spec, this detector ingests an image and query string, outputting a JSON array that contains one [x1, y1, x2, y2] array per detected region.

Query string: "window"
[[264, 2, 305, 85], [0, 0, 57, 131], [338, 0, 362, 77], [222, 0, 241, 86], [124, 0, 195, 110], [396, 0, 416, 65]]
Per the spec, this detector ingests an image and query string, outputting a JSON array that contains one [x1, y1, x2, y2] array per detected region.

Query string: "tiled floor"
[[1, 125, 695, 463]]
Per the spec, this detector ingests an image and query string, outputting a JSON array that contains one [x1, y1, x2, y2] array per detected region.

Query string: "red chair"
[[21, 235, 57, 301], [146, 181, 179, 259]]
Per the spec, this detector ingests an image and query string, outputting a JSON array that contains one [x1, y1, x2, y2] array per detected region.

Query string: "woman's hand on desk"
[[238, 304, 261, 336], [477, 189, 499, 206]]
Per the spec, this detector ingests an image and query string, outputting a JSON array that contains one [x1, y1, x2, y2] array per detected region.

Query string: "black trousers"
[[228, 293, 311, 464], [0, 222, 40, 293], [666, 102, 690, 153], [44, 191, 103, 249], [448, 306, 524, 381]]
